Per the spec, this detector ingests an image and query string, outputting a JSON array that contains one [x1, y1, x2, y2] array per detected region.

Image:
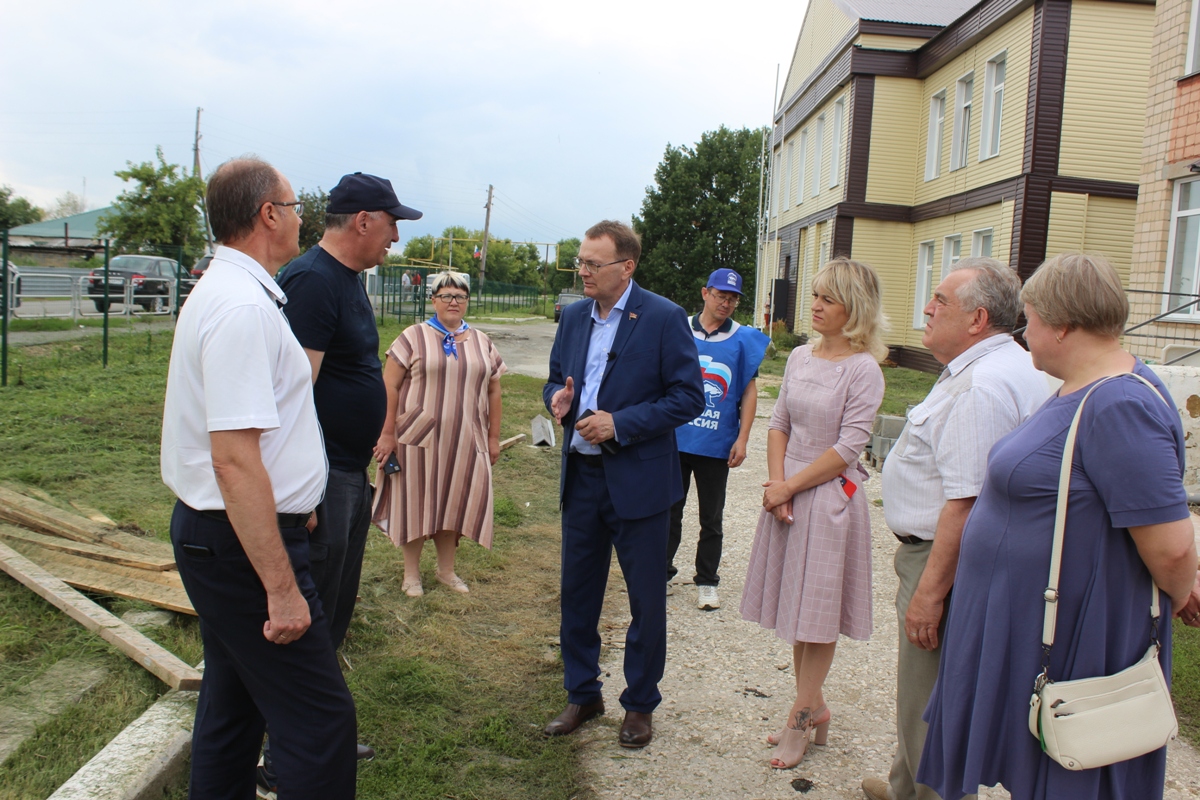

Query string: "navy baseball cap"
[[327, 172, 423, 220], [706, 268, 744, 295]]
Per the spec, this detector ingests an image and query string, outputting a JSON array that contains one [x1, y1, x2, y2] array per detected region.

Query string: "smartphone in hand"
[[383, 452, 402, 475]]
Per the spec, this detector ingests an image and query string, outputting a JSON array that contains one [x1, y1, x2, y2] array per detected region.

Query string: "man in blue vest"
[[668, 268, 770, 611]]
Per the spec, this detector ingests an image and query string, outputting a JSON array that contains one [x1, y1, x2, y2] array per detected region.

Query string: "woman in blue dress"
[[917, 253, 1199, 800]]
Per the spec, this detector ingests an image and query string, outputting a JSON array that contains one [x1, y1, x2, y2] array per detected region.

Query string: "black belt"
[[199, 508, 313, 529], [569, 451, 605, 467], [893, 532, 926, 545]]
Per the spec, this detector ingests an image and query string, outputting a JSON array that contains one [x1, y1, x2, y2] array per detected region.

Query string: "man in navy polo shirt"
[[260, 172, 421, 794], [668, 268, 770, 611]]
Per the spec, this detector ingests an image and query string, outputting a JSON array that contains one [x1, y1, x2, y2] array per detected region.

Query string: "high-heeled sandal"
[[769, 723, 811, 770], [767, 704, 830, 746], [402, 578, 424, 597]]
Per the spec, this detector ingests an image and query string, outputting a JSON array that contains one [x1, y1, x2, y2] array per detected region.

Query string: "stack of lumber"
[[0, 486, 193, 615]]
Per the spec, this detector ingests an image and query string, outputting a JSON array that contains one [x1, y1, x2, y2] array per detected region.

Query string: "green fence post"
[[2, 229, 8, 387], [102, 240, 110, 368]]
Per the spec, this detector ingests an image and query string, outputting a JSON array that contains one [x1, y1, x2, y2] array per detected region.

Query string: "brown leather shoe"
[[543, 700, 605, 736], [618, 710, 653, 748]]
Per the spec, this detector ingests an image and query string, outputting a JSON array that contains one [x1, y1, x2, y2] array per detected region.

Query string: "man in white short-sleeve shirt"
[[161, 157, 355, 800], [862, 259, 1049, 800]]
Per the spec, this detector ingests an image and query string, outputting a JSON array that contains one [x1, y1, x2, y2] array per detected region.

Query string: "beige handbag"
[[1027, 374, 1179, 771]]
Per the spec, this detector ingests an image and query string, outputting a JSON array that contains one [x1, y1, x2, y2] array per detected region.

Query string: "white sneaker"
[[697, 585, 720, 610]]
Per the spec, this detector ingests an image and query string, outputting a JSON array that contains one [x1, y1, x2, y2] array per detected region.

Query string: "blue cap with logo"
[[328, 172, 423, 220], [706, 268, 743, 295]]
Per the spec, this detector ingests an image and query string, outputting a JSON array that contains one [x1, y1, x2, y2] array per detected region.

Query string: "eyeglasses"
[[709, 290, 740, 307], [268, 201, 304, 217], [433, 293, 469, 304], [573, 256, 628, 272]]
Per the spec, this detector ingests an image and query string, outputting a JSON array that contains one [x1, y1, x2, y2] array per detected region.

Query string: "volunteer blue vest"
[[675, 324, 770, 459]]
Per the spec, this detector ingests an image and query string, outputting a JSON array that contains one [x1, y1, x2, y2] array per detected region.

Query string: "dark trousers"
[[309, 467, 372, 651], [560, 455, 668, 713], [171, 501, 357, 800], [666, 452, 729, 587]]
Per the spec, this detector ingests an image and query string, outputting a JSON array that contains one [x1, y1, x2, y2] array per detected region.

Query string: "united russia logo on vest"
[[699, 355, 732, 407]]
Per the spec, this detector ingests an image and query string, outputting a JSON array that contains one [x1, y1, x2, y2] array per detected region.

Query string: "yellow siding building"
[[758, 0, 1153, 370]]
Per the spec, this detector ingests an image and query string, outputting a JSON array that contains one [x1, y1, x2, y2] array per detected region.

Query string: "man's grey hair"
[[325, 209, 384, 231], [948, 257, 1022, 333], [206, 156, 282, 244]]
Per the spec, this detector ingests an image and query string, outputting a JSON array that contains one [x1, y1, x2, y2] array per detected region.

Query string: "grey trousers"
[[890, 541, 974, 800]]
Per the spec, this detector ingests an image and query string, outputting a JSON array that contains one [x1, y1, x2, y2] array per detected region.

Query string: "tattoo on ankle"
[[790, 707, 811, 730]]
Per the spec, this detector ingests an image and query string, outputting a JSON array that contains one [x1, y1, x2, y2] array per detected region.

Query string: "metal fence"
[[369, 265, 548, 323]]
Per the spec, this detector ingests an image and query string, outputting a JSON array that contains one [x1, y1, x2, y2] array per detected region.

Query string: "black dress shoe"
[[543, 700, 605, 736], [619, 710, 653, 748]]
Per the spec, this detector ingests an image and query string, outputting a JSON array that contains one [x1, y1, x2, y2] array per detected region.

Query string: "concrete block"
[[49, 688, 197, 800], [1149, 365, 1200, 487], [120, 610, 175, 630], [872, 414, 906, 439], [531, 415, 555, 448], [0, 659, 107, 765]]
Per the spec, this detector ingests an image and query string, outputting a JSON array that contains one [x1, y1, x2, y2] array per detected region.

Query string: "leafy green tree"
[[633, 125, 767, 310], [545, 238, 580, 294], [97, 147, 206, 266], [0, 185, 44, 230], [297, 187, 329, 253]]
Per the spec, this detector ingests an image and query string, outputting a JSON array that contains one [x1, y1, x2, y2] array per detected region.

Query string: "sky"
[[0, 1, 808, 249]]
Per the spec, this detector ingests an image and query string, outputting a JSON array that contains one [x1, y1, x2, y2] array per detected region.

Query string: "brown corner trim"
[[1022, 0, 1071, 176], [846, 76, 876, 203], [832, 215, 855, 257], [1049, 176, 1138, 199], [887, 345, 943, 374]]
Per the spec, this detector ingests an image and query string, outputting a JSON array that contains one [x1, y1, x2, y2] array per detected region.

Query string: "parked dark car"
[[87, 255, 194, 312], [190, 253, 214, 277], [554, 292, 585, 322]]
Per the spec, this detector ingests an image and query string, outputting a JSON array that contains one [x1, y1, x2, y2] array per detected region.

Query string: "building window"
[[820, 240, 829, 266], [1166, 177, 1200, 315], [785, 142, 795, 208], [1189, 0, 1200, 75], [797, 129, 808, 204], [972, 228, 994, 257], [942, 234, 962, 280], [980, 54, 1006, 160], [915, 241, 936, 328], [951, 74, 973, 171], [812, 115, 825, 198], [925, 91, 946, 181], [828, 99, 844, 188]]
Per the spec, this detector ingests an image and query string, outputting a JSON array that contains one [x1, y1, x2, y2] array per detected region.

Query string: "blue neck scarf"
[[426, 316, 469, 359]]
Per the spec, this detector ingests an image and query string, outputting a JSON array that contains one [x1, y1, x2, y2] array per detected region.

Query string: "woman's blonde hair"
[[428, 271, 471, 296], [1019, 252, 1128, 337], [812, 258, 890, 361]]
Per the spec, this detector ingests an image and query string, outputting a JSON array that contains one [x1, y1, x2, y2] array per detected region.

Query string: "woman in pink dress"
[[741, 258, 887, 769]]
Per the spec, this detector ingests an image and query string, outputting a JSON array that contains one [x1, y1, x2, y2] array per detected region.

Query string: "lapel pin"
[[629, 312, 638, 320]]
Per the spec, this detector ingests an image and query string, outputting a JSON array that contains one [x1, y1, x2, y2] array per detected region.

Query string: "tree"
[[0, 185, 44, 230], [297, 187, 329, 253], [97, 147, 206, 266], [47, 191, 86, 219], [633, 125, 767, 311]]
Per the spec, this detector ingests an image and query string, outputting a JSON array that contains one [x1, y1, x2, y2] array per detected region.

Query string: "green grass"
[[0, 330, 581, 799], [755, 345, 939, 414], [6, 318, 108, 332], [1175, 620, 1200, 744]]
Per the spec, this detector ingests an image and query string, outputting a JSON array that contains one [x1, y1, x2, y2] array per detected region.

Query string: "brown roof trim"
[[1049, 176, 1138, 199], [776, 26, 860, 127], [846, 76, 876, 203], [918, 0, 1034, 77], [858, 19, 945, 38]]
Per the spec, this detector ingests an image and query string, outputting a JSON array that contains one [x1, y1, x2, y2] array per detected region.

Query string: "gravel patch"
[[579, 397, 1200, 799]]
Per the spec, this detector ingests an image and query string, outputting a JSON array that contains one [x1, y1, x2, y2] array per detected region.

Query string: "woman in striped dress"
[[372, 271, 505, 597]]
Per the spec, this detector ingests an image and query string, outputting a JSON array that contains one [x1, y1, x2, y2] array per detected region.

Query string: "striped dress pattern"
[[371, 323, 506, 548]]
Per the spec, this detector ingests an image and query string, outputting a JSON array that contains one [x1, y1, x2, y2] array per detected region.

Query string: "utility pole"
[[194, 107, 214, 253], [479, 184, 493, 291]]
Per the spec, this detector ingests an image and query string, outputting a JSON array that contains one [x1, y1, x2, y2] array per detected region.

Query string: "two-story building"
[[1125, 0, 1200, 363], [758, 0, 1154, 370]]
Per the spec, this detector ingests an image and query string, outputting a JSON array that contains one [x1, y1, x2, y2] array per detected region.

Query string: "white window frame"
[[828, 98, 845, 188], [1164, 176, 1200, 319], [951, 73, 974, 171], [971, 228, 994, 257], [925, 91, 946, 181], [1188, 0, 1200, 75], [811, 114, 825, 198], [915, 241, 936, 328], [797, 129, 808, 204], [785, 142, 795, 208], [820, 240, 829, 267], [979, 53, 1006, 160], [942, 234, 962, 281]]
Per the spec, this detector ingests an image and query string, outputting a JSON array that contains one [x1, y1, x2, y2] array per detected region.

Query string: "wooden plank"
[[499, 434, 526, 451], [0, 525, 176, 571], [0, 485, 174, 561], [0, 542, 202, 690], [69, 501, 118, 526], [6, 544, 191, 607]]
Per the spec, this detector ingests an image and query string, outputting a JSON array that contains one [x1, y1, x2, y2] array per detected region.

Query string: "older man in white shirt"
[[162, 157, 355, 800], [862, 258, 1049, 800]]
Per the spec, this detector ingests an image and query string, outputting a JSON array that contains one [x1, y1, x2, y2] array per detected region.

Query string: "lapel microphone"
[[607, 351, 616, 362]]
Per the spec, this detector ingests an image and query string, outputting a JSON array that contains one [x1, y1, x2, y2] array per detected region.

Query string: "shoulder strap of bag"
[[1041, 372, 1171, 657]]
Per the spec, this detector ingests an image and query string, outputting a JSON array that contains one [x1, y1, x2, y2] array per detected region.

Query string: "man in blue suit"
[[542, 220, 704, 748]]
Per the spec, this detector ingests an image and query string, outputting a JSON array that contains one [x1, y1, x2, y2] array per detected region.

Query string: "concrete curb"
[[49, 689, 195, 800]]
